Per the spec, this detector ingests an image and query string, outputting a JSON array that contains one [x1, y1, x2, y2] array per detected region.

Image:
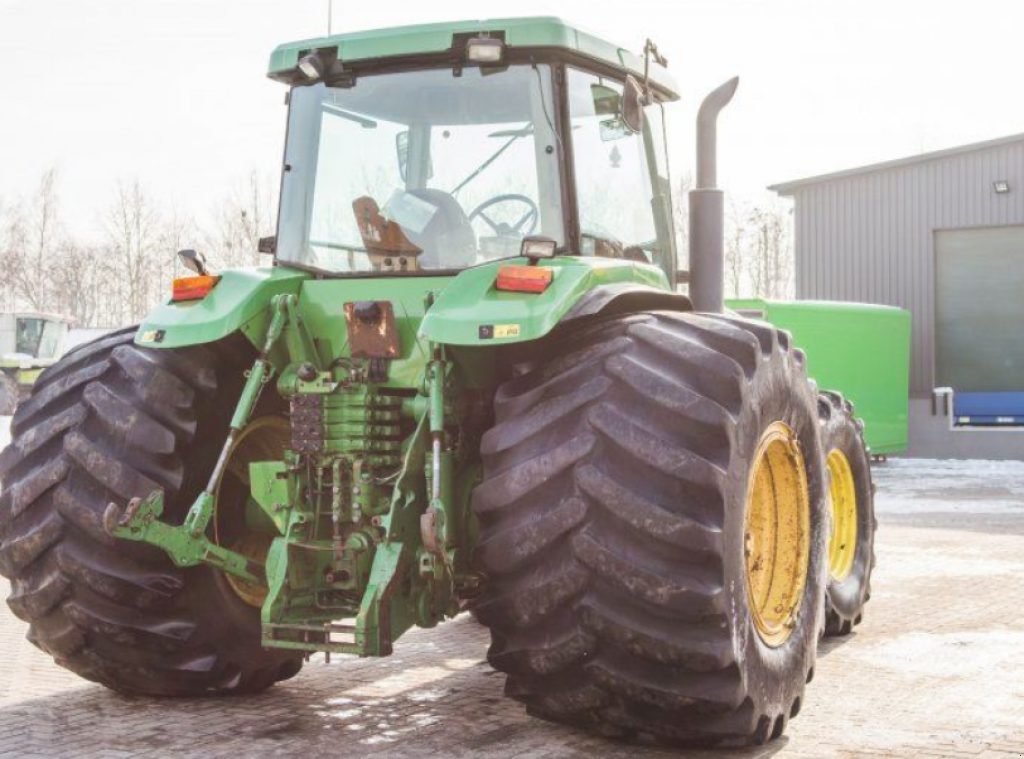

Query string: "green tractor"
[[0, 18, 876, 746], [0, 312, 71, 415]]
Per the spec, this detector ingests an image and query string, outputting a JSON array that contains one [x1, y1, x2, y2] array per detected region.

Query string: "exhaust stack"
[[688, 77, 739, 313]]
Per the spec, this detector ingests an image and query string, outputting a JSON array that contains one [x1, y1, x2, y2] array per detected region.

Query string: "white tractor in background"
[[0, 312, 71, 415]]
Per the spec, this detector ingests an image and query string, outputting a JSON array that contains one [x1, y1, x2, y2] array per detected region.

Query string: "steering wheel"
[[468, 194, 539, 237]]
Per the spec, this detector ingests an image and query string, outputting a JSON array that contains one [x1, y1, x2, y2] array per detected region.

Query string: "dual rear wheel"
[[471, 312, 829, 745], [470, 311, 876, 746]]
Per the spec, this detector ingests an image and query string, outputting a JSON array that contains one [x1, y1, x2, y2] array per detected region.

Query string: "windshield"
[[277, 65, 564, 274], [15, 318, 43, 356]]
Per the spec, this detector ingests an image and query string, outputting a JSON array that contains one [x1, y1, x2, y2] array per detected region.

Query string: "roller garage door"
[[935, 226, 1024, 425]]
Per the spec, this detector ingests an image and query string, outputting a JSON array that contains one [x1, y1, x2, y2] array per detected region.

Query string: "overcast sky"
[[2, 0, 1023, 239]]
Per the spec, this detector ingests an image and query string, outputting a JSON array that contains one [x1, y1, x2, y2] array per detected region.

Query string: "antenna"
[[327, 0, 333, 35]]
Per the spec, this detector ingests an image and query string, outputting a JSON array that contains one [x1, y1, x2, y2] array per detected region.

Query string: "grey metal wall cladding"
[[784, 139, 1024, 395]]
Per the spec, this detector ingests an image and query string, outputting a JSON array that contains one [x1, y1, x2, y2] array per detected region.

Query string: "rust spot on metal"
[[345, 301, 401, 359], [420, 509, 441, 555]]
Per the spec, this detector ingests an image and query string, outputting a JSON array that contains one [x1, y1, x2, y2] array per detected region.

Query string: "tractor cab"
[[268, 18, 680, 283]]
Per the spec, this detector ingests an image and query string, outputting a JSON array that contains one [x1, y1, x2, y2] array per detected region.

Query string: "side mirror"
[[177, 249, 208, 276], [621, 75, 646, 134], [396, 131, 410, 183]]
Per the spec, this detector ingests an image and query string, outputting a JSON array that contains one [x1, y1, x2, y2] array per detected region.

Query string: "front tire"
[[471, 312, 828, 746], [0, 328, 302, 695]]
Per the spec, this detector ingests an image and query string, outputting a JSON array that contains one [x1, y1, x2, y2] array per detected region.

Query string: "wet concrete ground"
[[0, 456, 1022, 758]]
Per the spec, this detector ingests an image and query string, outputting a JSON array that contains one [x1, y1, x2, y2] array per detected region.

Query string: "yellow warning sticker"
[[493, 324, 521, 339]]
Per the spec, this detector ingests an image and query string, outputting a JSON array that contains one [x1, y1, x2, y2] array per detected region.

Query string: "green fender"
[[135, 267, 310, 350], [418, 256, 687, 346]]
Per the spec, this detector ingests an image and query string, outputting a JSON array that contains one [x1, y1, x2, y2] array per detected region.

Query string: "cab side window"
[[567, 70, 661, 263]]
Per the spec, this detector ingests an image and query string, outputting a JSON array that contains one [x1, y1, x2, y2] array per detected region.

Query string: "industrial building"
[[772, 133, 1024, 459]]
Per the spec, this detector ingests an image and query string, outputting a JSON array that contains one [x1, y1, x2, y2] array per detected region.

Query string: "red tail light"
[[496, 265, 552, 293], [172, 275, 221, 302]]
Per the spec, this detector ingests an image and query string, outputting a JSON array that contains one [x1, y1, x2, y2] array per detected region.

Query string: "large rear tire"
[[471, 312, 828, 746], [818, 391, 876, 636], [0, 327, 302, 695]]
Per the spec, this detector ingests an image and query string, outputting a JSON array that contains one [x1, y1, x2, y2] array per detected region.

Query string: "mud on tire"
[[0, 327, 302, 695], [471, 312, 829, 746], [818, 390, 876, 636]]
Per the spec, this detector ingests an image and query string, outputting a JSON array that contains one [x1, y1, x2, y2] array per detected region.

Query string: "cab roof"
[[268, 17, 679, 99]]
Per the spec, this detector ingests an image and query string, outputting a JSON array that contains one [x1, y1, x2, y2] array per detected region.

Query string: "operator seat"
[[404, 188, 477, 268]]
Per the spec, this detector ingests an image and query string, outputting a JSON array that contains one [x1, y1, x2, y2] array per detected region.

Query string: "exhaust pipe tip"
[[696, 76, 739, 189]]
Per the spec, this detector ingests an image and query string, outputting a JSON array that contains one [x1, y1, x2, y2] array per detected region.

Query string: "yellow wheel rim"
[[221, 532, 274, 607], [214, 416, 290, 608], [826, 449, 858, 582], [744, 422, 811, 648]]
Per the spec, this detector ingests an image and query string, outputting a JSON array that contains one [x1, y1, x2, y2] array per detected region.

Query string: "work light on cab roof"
[[464, 35, 504, 63]]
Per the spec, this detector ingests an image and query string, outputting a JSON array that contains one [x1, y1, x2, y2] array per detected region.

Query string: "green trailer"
[[729, 299, 911, 456], [0, 18, 888, 748]]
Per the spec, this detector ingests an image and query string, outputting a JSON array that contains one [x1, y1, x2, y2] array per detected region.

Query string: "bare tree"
[[2, 169, 63, 311], [206, 170, 276, 268], [0, 169, 283, 330], [49, 242, 108, 327], [104, 179, 163, 324], [724, 199, 749, 299], [159, 203, 203, 285], [672, 171, 694, 266], [746, 201, 793, 300]]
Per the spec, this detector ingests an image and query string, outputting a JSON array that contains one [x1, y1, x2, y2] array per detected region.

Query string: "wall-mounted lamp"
[[993, 180, 1011, 194]]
